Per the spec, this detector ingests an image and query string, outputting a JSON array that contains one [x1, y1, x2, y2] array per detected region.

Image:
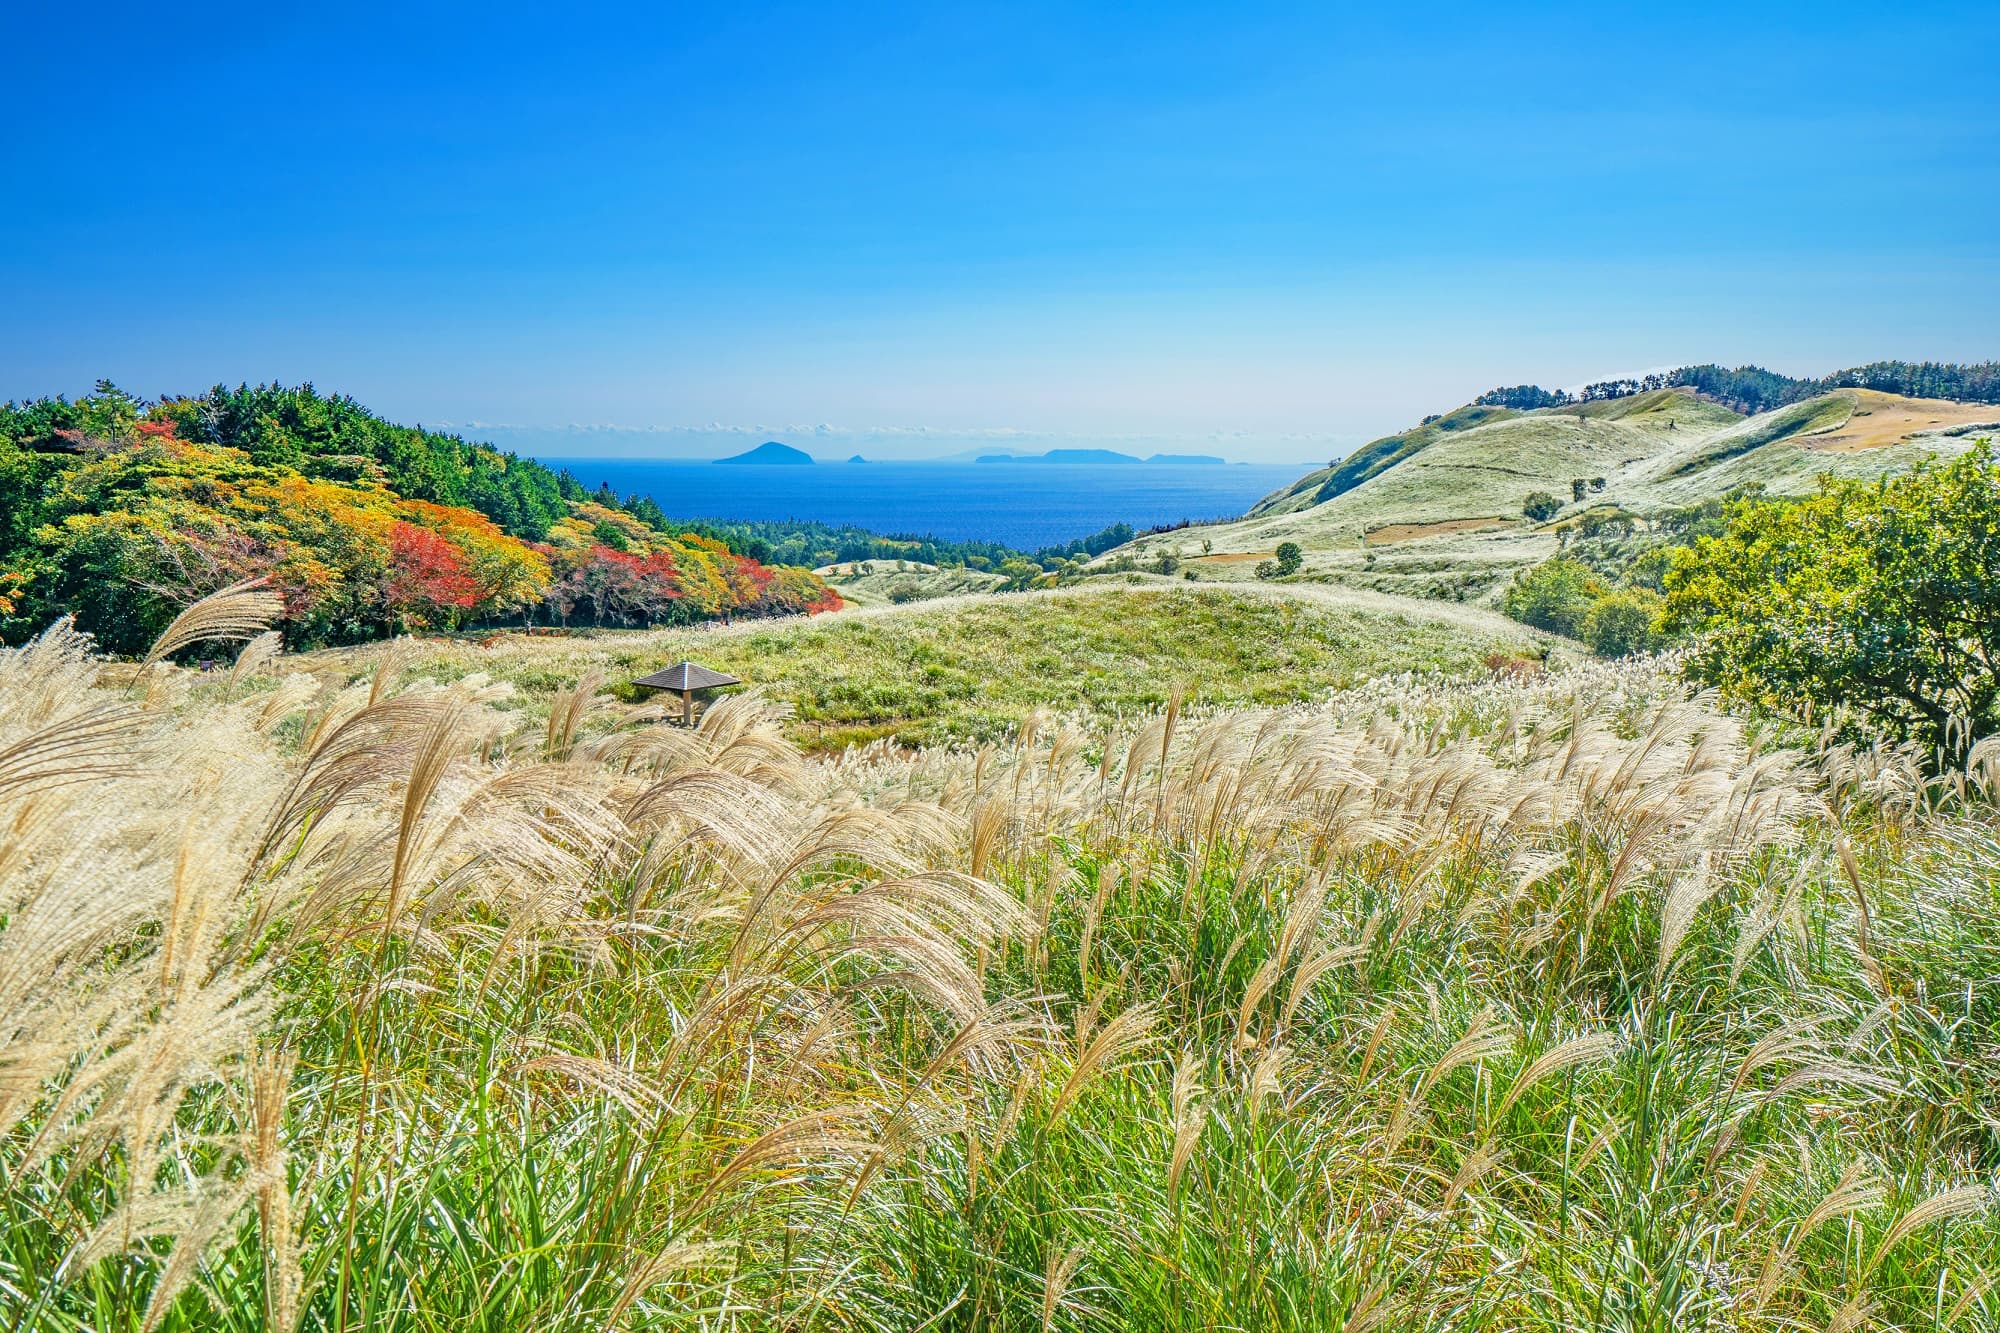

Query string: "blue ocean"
[[548, 460, 1305, 550]]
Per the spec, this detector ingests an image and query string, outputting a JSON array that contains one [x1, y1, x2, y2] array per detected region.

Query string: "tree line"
[[658, 515, 1141, 574], [1476, 360, 2000, 415]]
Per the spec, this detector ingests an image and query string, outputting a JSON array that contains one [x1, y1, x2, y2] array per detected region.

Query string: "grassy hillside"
[[814, 559, 1007, 607], [1247, 402, 1521, 517], [305, 584, 1558, 750], [9, 597, 1998, 1331], [1122, 388, 1995, 603]]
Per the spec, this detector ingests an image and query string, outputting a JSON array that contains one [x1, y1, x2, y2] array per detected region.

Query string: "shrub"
[[1577, 510, 1635, 539], [997, 558, 1042, 591], [1522, 491, 1562, 522], [1500, 556, 1602, 638], [1273, 541, 1303, 576], [1583, 588, 1662, 657], [1254, 559, 1279, 580]]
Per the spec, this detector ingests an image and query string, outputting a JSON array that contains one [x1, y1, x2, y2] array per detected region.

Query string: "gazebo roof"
[[632, 661, 741, 692]]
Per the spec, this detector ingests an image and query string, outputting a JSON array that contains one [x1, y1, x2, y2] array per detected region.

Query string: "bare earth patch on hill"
[[1365, 516, 1518, 545], [1800, 389, 2000, 452]]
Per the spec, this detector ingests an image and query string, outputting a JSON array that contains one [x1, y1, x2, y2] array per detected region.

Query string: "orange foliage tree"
[[5, 413, 833, 651]]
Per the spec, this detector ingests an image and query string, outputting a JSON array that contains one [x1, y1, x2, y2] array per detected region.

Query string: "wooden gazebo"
[[632, 661, 741, 725]]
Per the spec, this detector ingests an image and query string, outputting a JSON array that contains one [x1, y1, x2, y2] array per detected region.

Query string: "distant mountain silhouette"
[[975, 448, 1143, 465], [716, 441, 813, 465]]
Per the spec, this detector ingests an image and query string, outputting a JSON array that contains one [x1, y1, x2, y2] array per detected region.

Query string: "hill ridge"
[[1109, 383, 1997, 607]]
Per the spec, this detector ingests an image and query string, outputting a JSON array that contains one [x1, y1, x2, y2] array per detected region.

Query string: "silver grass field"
[[2, 584, 1997, 1331]]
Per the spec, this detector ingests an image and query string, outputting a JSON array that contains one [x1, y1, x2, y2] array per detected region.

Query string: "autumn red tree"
[[384, 521, 480, 629]]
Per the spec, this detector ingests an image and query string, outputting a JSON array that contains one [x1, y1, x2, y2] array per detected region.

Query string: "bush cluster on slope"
[[1665, 440, 2000, 768], [0, 383, 836, 651], [1499, 556, 1665, 657]]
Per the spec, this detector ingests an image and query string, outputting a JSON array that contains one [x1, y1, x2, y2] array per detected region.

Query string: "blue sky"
[[3, 1, 1996, 461]]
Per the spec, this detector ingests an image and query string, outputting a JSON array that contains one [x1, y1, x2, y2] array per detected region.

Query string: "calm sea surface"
[[550, 460, 1305, 549]]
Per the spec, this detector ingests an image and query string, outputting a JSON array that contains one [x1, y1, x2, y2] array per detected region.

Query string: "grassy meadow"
[[4, 580, 1999, 1331], [297, 584, 1556, 751]]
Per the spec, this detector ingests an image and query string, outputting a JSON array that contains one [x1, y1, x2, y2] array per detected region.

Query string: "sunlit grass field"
[[300, 584, 1557, 750], [4, 583, 1997, 1331]]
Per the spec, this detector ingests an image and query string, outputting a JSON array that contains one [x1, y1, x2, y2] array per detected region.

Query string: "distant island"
[[717, 441, 814, 465], [973, 449, 1229, 465], [976, 448, 1142, 465], [847, 454, 867, 464]]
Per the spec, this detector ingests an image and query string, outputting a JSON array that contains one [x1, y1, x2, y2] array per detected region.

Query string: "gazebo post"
[[682, 688, 693, 726]]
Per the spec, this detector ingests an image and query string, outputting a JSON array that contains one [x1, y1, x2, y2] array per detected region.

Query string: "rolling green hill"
[[813, 559, 1007, 607], [1122, 386, 1999, 603], [1248, 402, 1522, 517]]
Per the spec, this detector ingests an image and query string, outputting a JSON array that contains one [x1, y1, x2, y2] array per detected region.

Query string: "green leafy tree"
[[1664, 441, 2000, 767], [1522, 491, 1562, 522], [1583, 588, 1662, 657], [1577, 510, 1635, 539], [1500, 556, 1603, 638], [996, 558, 1041, 591], [1273, 541, 1304, 576]]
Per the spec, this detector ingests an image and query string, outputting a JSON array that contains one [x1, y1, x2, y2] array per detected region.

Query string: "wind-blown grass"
[[299, 584, 1556, 750], [2, 598, 1997, 1331]]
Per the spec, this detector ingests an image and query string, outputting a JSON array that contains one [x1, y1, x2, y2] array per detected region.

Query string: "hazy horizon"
[[456, 421, 1332, 466]]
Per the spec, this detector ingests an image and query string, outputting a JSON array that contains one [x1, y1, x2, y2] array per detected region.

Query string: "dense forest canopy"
[[0, 382, 837, 652], [1475, 359, 2000, 415], [660, 514, 1136, 572]]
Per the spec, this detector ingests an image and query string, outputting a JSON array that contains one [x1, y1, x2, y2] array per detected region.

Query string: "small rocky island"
[[716, 441, 814, 465]]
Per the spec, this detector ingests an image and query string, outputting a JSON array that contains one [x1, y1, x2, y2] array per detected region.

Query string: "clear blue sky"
[[3, 1, 1996, 460]]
